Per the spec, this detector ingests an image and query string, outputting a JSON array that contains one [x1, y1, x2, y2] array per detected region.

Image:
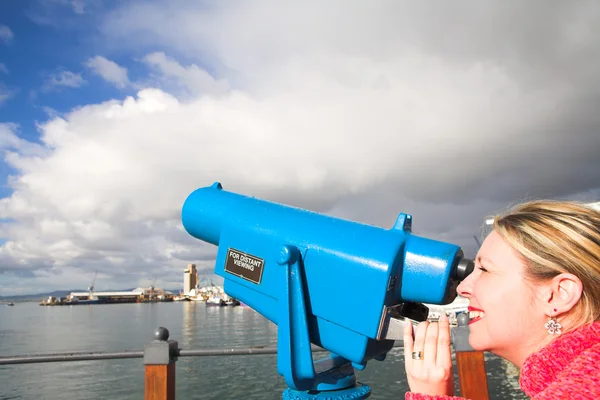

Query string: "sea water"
[[0, 302, 526, 399]]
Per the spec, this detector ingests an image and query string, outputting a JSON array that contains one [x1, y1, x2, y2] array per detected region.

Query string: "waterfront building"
[[47, 287, 175, 305], [183, 264, 198, 295]]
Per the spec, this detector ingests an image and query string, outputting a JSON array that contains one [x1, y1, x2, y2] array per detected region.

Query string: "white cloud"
[[142, 52, 229, 97], [42, 70, 86, 91], [0, 63, 15, 106], [84, 56, 130, 88], [70, 0, 86, 14], [0, 123, 47, 157], [37, 0, 91, 14], [0, 25, 13, 45], [0, 91, 9, 105], [0, 83, 17, 106], [2, 1, 600, 293]]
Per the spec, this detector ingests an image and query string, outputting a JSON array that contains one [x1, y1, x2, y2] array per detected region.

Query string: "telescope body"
[[182, 182, 467, 372]]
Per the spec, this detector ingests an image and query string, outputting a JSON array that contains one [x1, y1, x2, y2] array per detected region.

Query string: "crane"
[[149, 276, 156, 298], [88, 270, 98, 299]]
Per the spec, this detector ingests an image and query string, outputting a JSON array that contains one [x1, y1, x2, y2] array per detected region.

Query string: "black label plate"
[[224, 248, 265, 284]]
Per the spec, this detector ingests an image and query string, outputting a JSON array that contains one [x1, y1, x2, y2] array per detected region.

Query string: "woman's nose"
[[457, 272, 475, 297]]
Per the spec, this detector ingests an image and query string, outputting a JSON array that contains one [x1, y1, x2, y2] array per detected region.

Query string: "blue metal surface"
[[181, 182, 467, 395], [282, 383, 371, 399], [401, 235, 462, 304]]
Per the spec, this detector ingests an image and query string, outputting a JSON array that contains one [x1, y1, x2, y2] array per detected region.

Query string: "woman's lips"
[[468, 306, 485, 324]]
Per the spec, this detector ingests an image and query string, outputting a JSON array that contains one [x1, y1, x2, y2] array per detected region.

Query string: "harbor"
[[37, 264, 242, 308]]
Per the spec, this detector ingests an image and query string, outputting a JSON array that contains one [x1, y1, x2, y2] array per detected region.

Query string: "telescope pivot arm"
[[277, 245, 316, 391]]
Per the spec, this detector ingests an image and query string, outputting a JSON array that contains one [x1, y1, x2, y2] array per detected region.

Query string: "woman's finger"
[[423, 320, 439, 365], [403, 318, 414, 370], [436, 313, 452, 367], [412, 321, 429, 362]]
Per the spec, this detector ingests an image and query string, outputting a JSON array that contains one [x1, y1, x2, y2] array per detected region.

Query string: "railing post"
[[451, 314, 490, 400], [144, 327, 178, 400]]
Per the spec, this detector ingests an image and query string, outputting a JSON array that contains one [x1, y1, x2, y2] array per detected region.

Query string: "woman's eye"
[[478, 266, 488, 273]]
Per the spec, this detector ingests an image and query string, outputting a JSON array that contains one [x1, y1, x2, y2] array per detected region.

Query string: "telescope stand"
[[277, 245, 372, 399], [281, 353, 371, 399], [283, 383, 370, 399]]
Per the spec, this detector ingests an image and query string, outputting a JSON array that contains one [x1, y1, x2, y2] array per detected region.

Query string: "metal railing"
[[0, 341, 336, 366], [0, 326, 489, 400], [0, 349, 144, 365]]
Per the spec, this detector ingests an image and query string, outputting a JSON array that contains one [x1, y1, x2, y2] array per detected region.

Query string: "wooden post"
[[144, 327, 178, 400], [455, 351, 489, 400], [452, 314, 490, 400], [145, 363, 176, 400]]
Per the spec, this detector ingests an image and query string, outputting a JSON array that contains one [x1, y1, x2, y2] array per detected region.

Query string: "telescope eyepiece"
[[455, 257, 474, 281]]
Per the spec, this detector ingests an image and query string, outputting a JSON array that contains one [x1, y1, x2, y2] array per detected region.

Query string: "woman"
[[403, 200, 600, 399]]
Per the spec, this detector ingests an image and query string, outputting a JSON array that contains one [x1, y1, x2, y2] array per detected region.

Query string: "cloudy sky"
[[1, 0, 600, 296]]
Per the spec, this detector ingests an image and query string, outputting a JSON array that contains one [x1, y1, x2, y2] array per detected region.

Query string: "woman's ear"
[[543, 273, 583, 315]]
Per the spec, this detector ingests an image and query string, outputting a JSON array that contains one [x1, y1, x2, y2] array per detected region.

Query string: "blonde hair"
[[492, 200, 600, 327]]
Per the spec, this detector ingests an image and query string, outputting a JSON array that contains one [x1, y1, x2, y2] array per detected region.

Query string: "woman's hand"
[[403, 313, 455, 396]]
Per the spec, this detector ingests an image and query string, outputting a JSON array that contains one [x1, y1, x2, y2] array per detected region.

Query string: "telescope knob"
[[457, 313, 470, 327], [277, 245, 300, 265]]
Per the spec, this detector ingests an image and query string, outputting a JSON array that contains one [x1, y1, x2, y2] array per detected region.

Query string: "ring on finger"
[[411, 351, 424, 360]]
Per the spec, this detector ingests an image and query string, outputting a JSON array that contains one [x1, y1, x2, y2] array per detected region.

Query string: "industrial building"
[[183, 264, 198, 295]]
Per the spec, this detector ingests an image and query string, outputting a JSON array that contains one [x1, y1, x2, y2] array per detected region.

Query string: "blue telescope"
[[182, 182, 473, 399]]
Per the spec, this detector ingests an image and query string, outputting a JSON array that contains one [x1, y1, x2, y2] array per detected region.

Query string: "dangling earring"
[[544, 309, 562, 335]]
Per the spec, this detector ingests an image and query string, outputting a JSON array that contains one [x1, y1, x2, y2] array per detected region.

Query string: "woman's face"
[[457, 230, 548, 363]]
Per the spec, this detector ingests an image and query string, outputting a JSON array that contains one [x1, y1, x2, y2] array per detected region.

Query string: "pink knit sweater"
[[405, 321, 600, 400]]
